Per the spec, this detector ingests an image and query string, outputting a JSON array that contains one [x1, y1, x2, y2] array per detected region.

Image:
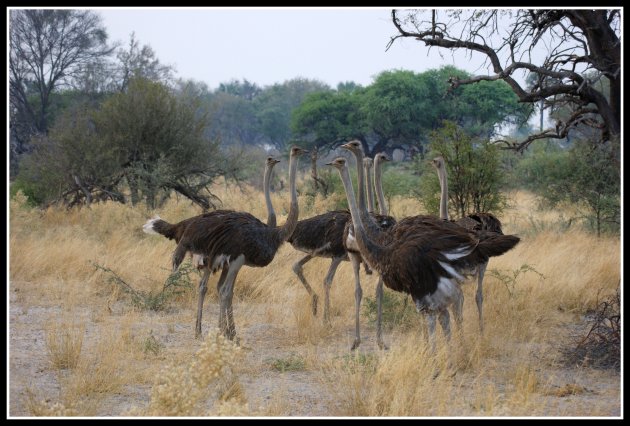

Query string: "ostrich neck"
[[350, 150, 378, 229], [276, 154, 299, 242], [438, 166, 449, 221], [338, 165, 386, 267], [374, 157, 388, 215], [263, 164, 276, 227], [365, 163, 375, 213]]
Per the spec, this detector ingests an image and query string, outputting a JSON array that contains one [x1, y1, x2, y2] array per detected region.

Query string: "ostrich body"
[[342, 141, 519, 346], [143, 147, 306, 340], [328, 157, 520, 350], [287, 147, 395, 338], [431, 155, 504, 333]]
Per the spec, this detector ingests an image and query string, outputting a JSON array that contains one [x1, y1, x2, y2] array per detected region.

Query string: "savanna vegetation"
[[9, 8, 621, 418]]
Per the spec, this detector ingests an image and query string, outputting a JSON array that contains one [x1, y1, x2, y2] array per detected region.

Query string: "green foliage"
[[420, 120, 508, 218], [267, 353, 306, 372], [292, 66, 528, 158], [142, 331, 164, 356], [15, 78, 233, 209], [9, 179, 42, 207], [514, 138, 620, 236], [253, 78, 331, 150], [487, 264, 546, 297], [15, 101, 124, 206], [380, 163, 422, 201], [291, 89, 365, 153], [362, 291, 417, 331], [336, 352, 379, 374]]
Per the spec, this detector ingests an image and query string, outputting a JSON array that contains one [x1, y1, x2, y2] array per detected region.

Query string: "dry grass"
[[8, 179, 621, 418], [45, 318, 84, 370]]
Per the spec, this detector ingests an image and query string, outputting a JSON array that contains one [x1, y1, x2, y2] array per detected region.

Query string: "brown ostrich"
[[431, 155, 505, 333], [337, 144, 520, 351], [143, 147, 307, 340], [287, 148, 395, 332]]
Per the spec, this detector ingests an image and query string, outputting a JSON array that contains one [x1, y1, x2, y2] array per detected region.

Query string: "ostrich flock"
[[143, 142, 520, 351]]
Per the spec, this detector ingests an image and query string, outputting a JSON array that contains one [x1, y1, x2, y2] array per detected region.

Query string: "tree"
[[515, 139, 620, 237], [291, 67, 528, 157], [253, 78, 330, 150], [389, 9, 621, 154], [420, 120, 507, 218], [95, 77, 236, 209], [9, 9, 115, 176], [290, 89, 366, 153], [14, 102, 126, 207], [16, 77, 241, 209]]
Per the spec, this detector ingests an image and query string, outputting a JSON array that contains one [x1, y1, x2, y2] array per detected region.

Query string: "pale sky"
[[97, 7, 500, 90]]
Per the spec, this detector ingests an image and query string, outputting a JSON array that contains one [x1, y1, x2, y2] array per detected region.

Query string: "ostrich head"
[[363, 157, 373, 168], [374, 152, 391, 164], [341, 140, 363, 156], [290, 146, 309, 158], [266, 156, 281, 167], [430, 155, 445, 171], [326, 157, 348, 170]]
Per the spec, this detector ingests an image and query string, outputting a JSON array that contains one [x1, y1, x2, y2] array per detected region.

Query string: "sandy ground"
[[8, 282, 621, 418]]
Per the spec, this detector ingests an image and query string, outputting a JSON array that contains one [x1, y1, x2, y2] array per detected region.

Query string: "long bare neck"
[[350, 150, 378, 229], [275, 153, 299, 242], [263, 163, 276, 227], [338, 164, 385, 265], [437, 164, 449, 221], [374, 157, 388, 215], [364, 161, 375, 213]]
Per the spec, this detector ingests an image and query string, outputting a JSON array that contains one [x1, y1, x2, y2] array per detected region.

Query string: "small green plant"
[[362, 291, 417, 331], [267, 353, 306, 372], [336, 352, 379, 374], [93, 260, 196, 311], [487, 263, 546, 297], [143, 331, 164, 356]]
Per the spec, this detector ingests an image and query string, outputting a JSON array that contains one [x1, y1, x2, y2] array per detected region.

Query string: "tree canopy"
[[291, 67, 529, 157], [389, 9, 621, 153]]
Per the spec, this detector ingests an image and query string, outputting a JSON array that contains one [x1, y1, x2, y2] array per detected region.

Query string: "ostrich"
[[143, 146, 307, 340], [327, 156, 520, 352], [342, 148, 397, 350], [190, 155, 280, 269], [342, 141, 519, 346], [431, 155, 504, 333], [287, 145, 395, 333]]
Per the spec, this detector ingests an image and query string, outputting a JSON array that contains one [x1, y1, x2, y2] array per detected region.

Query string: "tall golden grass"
[[8, 175, 621, 418]]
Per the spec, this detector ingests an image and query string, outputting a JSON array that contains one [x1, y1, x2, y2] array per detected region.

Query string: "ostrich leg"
[[195, 267, 214, 339], [375, 277, 388, 350], [349, 252, 363, 350], [476, 262, 488, 333], [218, 254, 245, 342], [292, 254, 319, 316], [323, 256, 344, 323]]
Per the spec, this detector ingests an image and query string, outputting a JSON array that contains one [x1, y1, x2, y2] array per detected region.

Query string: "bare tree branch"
[[389, 9, 620, 152]]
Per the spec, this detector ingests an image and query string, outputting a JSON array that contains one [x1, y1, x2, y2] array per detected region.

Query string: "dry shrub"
[[562, 289, 620, 370], [45, 320, 85, 370], [25, 392, 79, 417], [129, 329, 248, 416]]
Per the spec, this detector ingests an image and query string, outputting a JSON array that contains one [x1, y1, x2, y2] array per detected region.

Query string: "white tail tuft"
[[142, 215, 161, 235]]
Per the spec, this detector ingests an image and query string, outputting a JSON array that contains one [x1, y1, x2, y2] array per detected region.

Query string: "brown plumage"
[[431, 155, 514, 333], [143, 147, 307, 341], [287, 177, 395, 327], [329, 155, 520, 352]]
